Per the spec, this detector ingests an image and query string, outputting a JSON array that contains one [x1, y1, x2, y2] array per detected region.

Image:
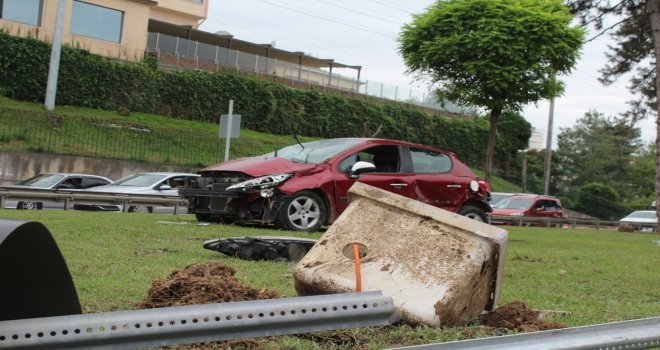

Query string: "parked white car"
[[4, 173, 113, 210], [619, 210, 657, 232], [74, 172, 199, 213]]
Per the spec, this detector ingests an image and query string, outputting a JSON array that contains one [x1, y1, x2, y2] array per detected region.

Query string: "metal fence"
[[0, 109, 280, 167], [146, 32, 473, 115]]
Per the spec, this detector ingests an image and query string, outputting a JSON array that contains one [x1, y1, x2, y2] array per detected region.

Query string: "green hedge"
[[0, 31, 528, 167]]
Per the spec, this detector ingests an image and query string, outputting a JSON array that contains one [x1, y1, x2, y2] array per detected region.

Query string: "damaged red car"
[[180, 138, 491, 232]]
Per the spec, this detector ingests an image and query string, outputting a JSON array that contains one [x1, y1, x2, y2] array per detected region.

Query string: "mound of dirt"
[[139, 261, 280, 309], [480, 301, 567, 332]]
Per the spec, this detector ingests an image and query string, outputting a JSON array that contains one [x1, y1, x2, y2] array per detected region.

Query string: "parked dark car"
[[5, 173, 112, 210], [179, 138, 492, 232], [490, 194, 564, 225]]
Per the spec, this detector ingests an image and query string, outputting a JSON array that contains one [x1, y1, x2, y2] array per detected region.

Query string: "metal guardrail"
[[0, 188, 186, 213], [0, 291, 394, 349], [489, 215, 655, 231], [389, 316, 660, 350]]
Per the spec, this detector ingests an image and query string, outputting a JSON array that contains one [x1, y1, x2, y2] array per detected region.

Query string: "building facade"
[[0, 0, 207, 61]]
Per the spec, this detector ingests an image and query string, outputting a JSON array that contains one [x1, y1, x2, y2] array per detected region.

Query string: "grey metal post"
[[224, 100, 234, 162], [44, 0, 66, 112], [543, 98, 555, 195], [255, 55, 259, 76]]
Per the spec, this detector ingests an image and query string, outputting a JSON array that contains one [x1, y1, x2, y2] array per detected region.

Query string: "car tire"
[[16, 201, 43, 210], [195, 213, 211, 222], [458, 205, 487, 222], [276, 190, 326, 232], [128, 205, 153, 213]]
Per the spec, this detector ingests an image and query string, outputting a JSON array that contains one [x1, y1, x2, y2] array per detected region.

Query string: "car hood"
[[201, 156, 320, 177], [491, 208, 525, 216]]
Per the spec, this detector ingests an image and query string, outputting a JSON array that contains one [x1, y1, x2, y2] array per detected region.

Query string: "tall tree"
[[555, 110, 641, 199], [567, 0, 660, 218], [398, 0, 584, 184]]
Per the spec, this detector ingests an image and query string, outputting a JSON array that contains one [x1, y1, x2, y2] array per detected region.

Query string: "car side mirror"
[[349, 161, 376, 179], [159, 185, 172, 191]]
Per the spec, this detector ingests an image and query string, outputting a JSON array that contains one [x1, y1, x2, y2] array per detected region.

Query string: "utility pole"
[[45, 0, 66, 111], [543, 98, 555, 195]]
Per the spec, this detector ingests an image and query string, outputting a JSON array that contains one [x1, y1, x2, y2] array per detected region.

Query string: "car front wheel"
[[276, 191, 326, 232], [17, 201, 43, 210], [458, 205, 487, 222], [128, 205, 153, 213]]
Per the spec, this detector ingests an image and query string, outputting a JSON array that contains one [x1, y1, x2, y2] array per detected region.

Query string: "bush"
[[575, 183, 626, 220]]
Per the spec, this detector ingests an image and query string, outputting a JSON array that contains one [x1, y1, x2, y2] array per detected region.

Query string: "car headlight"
[[226, 173, 293, 192]]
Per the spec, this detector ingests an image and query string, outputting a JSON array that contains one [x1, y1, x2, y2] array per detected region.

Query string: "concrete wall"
[[0, 151, 200, 186]]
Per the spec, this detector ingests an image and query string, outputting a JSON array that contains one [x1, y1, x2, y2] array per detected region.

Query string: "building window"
[[70, 1, 123, 43], [0, 0, 42, 26]]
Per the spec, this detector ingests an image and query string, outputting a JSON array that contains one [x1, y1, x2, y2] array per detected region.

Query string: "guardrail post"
[[0, 194, 5, 209]]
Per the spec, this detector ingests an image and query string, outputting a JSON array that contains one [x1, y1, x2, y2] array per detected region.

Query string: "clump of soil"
[[139, 261, 280, 309], [480, 301, 567, 332]]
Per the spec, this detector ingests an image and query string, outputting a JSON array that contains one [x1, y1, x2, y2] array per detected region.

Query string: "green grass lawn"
[[0, 209, 657, 349]]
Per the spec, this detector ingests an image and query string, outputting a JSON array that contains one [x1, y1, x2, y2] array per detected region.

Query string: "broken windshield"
[[265, 139, 363, 164]]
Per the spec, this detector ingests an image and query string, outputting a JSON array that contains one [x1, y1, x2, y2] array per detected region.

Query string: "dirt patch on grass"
[[480, 300, 567, 332], [139, 260, 280, 309], [138, 263, 564, 349]]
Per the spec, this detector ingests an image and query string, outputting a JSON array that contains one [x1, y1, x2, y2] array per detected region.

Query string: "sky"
[[199, 0, 655, 147]]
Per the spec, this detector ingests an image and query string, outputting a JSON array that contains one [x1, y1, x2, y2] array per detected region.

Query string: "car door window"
[[370, 146, 400, 173], [410, 147, 452, 174], [82, 177, 110, 189], [58, 177, 83, 189], [338, 146, 400, 173]]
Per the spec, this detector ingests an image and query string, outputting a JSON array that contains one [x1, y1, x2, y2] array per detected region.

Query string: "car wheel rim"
[[287, 196, 320, 230], [464, 212, 484, 222], [21, 202, 36, 210], [132, 205, 149, 213]]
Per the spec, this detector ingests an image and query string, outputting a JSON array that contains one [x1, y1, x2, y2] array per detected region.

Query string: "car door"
[[541, 199, 563, 218], [333, 144, 415, 214], [408, 146, 467, 211]]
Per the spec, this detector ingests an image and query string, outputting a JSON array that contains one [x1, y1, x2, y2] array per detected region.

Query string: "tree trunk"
[[647, 0, 660, 225], [485, 107, 502, 185]]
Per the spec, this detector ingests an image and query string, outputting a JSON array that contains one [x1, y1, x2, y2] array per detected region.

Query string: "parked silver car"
[[4, 173, 113, 210], [619, 210, 657, 232], [73, 172, 199, 213]]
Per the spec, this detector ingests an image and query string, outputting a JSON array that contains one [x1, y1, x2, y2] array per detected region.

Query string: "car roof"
[[505, 194, 560, 201], [132, 172, 200, 176], [301, 138, 458, 157], [45, 173, 108, 177]]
